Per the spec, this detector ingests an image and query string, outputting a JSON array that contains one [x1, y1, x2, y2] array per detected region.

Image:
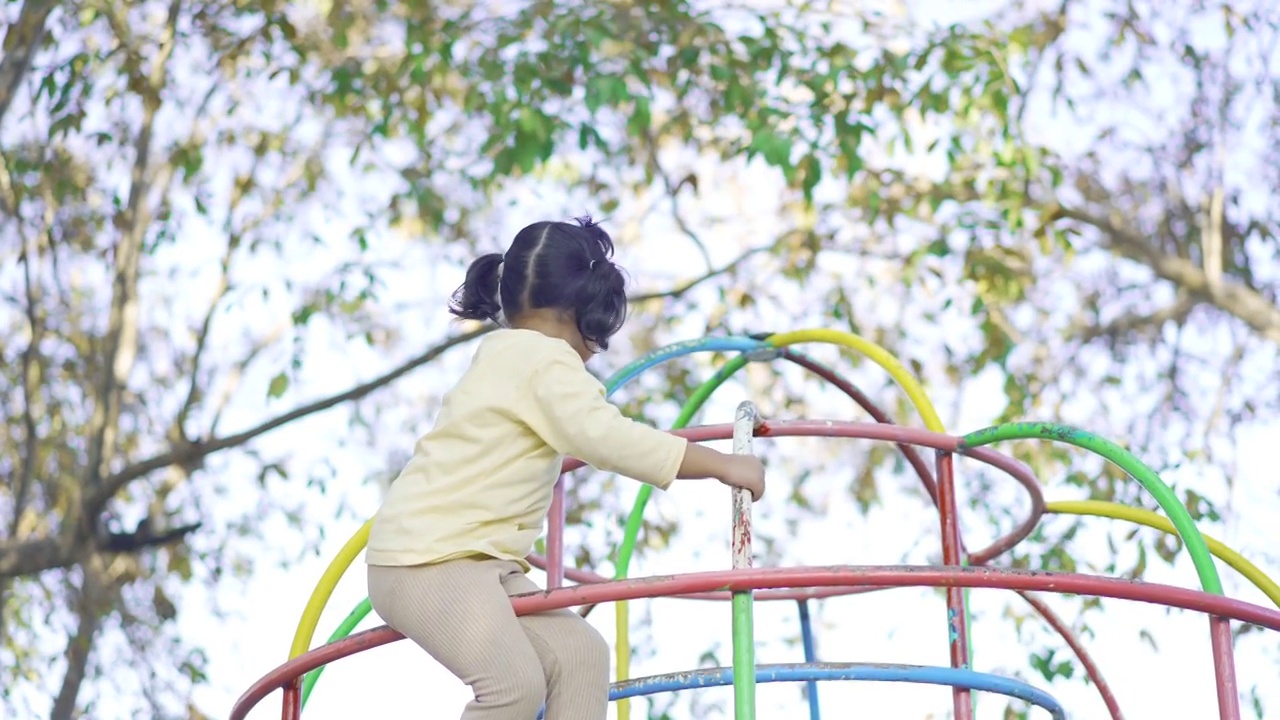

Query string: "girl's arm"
[[520, 347, 710, 489], [676, 442, 732, 479]]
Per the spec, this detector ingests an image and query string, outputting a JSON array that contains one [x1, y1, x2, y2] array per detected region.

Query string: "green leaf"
[[268, 373, 289, 399]]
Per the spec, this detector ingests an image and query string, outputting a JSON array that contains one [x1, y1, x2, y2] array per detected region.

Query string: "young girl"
[[365, 217, 766, 720]]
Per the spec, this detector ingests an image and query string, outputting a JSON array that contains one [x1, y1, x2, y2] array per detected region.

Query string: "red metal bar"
[[779, 355, 1118, 716], [934, 451, 973, 720], [230, 566, 1280, 720], [771, 356, 1121, 717], [780, 350, 941, 505], [1018, 592, 1124, 720], [1209, 615, 1240, 720], [556, 420, 1045, 566], [560, 420, 1045, 614], [280, 679, 300, 720], [529, 552, 878, 602], [557, 421, 971, 474], [547, 477, 566, 589]]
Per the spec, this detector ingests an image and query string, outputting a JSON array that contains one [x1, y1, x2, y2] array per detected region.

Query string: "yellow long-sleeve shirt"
[[365, 328, 689, 571]]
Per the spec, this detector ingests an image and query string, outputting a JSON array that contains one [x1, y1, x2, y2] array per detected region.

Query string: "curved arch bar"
[[603, 336, 767, 391], [230, 565, 1280, 720], [299, 598, 372, 706], [762, 330, 945, 431], [961, 422, 1240, 718], [1045, 501, 1280, 608], [602, 663, 1066, 720], [780, 349, 939, 505], [1016, 592, 1124, 719], [960, 423, 1221, 595], [287, 520, 371, 659]]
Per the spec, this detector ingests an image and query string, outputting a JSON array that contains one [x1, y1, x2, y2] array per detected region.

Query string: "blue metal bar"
[[602, 336, 767, 392], [796, 600, 821, 720], [606, 663, 1067, 720]]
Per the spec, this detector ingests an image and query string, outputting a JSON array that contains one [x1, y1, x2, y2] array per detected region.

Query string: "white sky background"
[[9, 0, 1279, 718], [202, 0, 1278, 718]]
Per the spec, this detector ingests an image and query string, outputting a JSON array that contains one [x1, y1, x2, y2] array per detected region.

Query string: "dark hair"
[[449, 216, 628, 350]]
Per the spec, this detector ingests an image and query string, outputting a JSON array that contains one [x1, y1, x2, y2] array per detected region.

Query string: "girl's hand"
[[718, 455, 766, 502]]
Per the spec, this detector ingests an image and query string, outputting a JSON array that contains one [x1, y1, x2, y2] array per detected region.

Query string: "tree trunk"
[[50, 563, 107, 720]]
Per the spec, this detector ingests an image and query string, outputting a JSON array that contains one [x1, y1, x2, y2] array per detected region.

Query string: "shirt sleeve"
[[518, 344, 688, 490]]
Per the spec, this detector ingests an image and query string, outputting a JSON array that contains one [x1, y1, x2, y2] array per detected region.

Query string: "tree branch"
[[83, 0, 182, 524], [629, 241, 771, 304], [99, 520, 202, 554], [9, 177, 42, 535], [0, 0, 58, 126], [1059, 206, 1280, 345], [0, 243, 759, 579], [174, 239, 236, 437], [0, 195, 45, 649], [1077, 291, 1199, 344], [173, 80, 245, 436], [642, 127, 713, 270], [49, 557, 109, 720], [209, 321, 289, 438]]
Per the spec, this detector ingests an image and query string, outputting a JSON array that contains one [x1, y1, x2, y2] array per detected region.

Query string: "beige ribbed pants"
[[367, 557, 609, 720]]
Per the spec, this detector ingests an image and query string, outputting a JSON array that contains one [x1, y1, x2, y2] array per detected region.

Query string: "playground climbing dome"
[[230, 328, 1280, 720]]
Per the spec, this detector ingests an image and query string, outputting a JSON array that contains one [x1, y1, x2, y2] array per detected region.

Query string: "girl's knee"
[[483, 662, 547, 715], [568, 622, 610, 673]]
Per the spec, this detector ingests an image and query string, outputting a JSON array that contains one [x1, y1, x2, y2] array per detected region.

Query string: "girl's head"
[[450, 216, 628, 355]]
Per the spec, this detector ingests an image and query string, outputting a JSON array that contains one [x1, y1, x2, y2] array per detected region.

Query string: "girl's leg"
[[367, 558, 547, 720], [500, 569, 609, 720]]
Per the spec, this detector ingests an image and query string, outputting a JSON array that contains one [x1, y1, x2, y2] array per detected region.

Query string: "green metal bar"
[[300, 597, 372, 706], [731, 401, 760, 720], [959, 422, 1223, 595]]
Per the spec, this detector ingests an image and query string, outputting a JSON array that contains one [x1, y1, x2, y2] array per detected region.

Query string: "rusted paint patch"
[[733, 521, 753, 554]]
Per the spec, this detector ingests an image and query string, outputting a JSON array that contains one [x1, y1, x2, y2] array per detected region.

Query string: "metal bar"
[[1018, 592, 1124, 720], [547, 477, 566, 589], [229, 565, 1280, 720], [1209, 615, 1240, 720], [609, 663, 1067, 720], [280, 679, 301, 720], [797, 600, 821, 720], [934, 450, 974, 720], [731, 401, 759, 720]]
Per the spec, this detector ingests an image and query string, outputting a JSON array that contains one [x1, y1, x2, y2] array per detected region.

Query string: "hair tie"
[[589, 260, 599, 270]]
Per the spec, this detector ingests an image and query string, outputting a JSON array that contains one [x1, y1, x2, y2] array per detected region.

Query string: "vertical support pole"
[[547, 476, 566, 589], [797, 600, 821, 720], [934, 451, 974, 720], [731, 401, 760, 720], [281, 679, 302, 720], [1209, 616, 1241, 720]]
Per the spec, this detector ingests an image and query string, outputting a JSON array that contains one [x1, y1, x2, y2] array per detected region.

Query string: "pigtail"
[[574, 215, 616, 259], [448, 252, 505, 322], [572, 216, 627, 350], [575, 262, 627, 351]]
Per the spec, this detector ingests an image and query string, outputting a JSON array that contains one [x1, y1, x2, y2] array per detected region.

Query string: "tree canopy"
[[1, 0, 1277, 718]]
